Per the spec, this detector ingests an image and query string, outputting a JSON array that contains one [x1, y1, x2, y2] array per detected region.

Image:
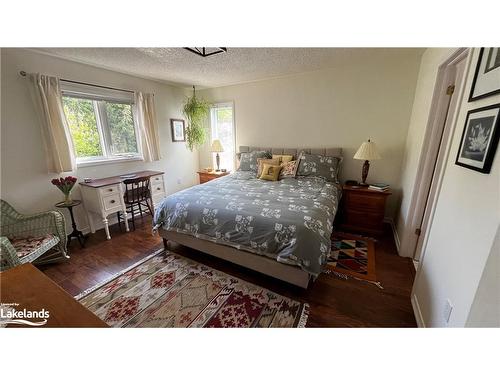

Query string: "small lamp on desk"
[[353, 139, 381, 185], [211, 139, 224, 172]]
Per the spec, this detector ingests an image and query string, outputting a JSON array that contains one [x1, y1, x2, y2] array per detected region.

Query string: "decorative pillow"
[[279, 160, 298, 179], [257, 158, 280, 176], [259, 163, 282, 181], [272, 154, 294, 164], [238, 150, 272, 172], [296, 152, 341, 182]]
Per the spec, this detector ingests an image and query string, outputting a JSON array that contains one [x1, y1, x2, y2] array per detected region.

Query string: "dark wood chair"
[[117, 176, 153, 231]]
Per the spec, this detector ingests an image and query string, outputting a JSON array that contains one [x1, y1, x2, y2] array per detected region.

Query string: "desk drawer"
[[102, 193, 122, 212], [150, 175, 164, 185], [100, 185, 120, 197], [151, 183, 165, 195]]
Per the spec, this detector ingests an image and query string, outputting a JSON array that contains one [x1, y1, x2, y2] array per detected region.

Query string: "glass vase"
[[64, 192, 73, 205]]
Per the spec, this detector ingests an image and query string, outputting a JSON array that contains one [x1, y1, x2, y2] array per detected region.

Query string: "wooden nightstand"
[[197, 170, 230, 184], [339, 185, 391, 236]]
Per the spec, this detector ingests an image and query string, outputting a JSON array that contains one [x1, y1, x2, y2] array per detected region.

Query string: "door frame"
[[402, 48, 470, 262]]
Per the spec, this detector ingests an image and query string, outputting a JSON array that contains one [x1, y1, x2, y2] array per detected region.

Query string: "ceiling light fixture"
[[184, 47, 227, 57]]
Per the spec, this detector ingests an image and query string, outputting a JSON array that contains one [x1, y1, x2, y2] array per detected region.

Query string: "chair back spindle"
[[123, 177, 151, 204], [118, 176, 153, 231]]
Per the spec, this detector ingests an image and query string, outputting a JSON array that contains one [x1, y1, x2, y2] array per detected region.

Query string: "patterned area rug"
[[326, 232, 377, 281], [76, 249, 309, 328]]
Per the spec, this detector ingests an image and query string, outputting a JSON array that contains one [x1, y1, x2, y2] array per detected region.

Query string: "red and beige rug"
[[76, 249, 309, 328], [326, 232, 377, 282]]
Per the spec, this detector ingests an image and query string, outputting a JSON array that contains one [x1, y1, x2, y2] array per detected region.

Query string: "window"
[[210, 103, 235, 170], [61, 82, 141, 165]]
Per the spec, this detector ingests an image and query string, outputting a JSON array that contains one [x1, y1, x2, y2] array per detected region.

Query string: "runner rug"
[[326, 232, 377, 282], [76, 249, 309, 328]]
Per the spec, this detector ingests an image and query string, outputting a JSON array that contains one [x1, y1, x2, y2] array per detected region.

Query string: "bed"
[[153, 146, 342, 288]]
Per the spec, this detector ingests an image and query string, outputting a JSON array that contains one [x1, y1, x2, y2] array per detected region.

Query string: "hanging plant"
[[183, 86, 210, 151]]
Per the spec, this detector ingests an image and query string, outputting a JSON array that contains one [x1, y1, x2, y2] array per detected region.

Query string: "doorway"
[[407, 49, 469, 262]]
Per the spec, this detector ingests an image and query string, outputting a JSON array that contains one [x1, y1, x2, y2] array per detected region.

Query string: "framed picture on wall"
[[455, 104, 500, 174], [170, 119, 186, 142], [469, 48, 500, 101]]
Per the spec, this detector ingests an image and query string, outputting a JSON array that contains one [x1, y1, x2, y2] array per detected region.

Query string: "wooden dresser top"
[[342, 185, 392, 195]]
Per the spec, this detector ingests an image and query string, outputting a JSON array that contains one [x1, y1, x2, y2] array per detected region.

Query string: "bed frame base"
[[159, 229, 310, 289]]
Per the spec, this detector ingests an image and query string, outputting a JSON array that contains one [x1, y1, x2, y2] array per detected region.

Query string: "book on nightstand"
[[368, 183, 390, 192]]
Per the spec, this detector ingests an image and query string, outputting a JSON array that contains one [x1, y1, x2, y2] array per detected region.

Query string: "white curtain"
[[28, 73, 76, 173], [135, 92, 161, 162]]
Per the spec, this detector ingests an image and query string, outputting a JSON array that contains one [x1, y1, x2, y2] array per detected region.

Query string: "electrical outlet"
[[176, 178, 181, 185], [443, 299, 453, 324]]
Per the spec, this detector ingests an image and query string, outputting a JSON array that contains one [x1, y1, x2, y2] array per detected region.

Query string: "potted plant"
[[182, 86, 210, 151]]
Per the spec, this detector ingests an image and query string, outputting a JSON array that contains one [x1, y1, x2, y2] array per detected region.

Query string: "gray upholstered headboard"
[[238, 146, 343, 159]]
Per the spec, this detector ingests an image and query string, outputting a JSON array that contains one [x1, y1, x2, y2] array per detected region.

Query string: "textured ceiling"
[[35, 48, 424, 88]]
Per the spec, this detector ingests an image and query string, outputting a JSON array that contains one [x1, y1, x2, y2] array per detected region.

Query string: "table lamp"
[[211, 139, 224, 171], [353, 139, 381, 185]]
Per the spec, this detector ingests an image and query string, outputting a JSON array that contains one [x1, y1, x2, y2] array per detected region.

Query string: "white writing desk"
[[79, 170, 166, 239]]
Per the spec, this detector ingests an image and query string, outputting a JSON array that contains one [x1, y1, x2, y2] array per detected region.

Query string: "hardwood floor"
[[39, 216, 417, 327]]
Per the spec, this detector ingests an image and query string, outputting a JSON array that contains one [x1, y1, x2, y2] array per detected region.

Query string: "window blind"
[[60, 81, 135, 104]]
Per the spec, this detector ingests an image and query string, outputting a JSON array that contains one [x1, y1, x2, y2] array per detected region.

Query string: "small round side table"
[[55, 199, 87, 248]]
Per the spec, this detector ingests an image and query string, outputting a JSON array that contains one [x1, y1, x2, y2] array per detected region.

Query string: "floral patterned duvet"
[[153, 171, 341, 277]]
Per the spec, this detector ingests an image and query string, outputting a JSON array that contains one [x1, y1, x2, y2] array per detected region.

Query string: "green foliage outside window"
[[63, 97, 138, 159], [217, 107, 232, 123], [63, 97, 102, 157], [105, 102, 138, 154]]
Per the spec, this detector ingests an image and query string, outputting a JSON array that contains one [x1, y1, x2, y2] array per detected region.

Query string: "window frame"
[[61, 83, 143, 167], [209, 102, 236, 171]]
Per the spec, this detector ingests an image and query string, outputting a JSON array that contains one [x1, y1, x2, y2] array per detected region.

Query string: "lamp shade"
[[211, 139, 224, 153], [353, 139, 381, 160]]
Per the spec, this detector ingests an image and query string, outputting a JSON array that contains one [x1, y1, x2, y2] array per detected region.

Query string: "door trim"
[[401, 48, 470, 261]]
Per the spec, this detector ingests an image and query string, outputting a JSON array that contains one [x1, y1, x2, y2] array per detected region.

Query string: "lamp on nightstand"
[[353, 139, 381, 185], [211, 139, 224, 172]]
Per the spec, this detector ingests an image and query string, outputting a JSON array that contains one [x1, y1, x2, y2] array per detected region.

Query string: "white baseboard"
[[384, 217, 401, 253], [411, 294, 426, 327]]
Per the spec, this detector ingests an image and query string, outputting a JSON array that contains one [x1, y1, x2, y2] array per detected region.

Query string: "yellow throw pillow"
[[257, 158, 280, 176], [259, 163, 283, 181], [272, 154, 294, 164]]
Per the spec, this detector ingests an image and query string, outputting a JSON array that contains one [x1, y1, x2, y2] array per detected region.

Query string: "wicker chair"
[[0, 200, 69, 271]]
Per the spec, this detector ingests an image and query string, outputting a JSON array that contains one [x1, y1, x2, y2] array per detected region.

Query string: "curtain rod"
[[19, 71, 135, 94]]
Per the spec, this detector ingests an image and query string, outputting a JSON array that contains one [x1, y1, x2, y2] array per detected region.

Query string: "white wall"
[[466, 224, 500, 327], [197, 53, 422, 218], [0, 48, 199, 233], [411, 48, 500, 327]]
